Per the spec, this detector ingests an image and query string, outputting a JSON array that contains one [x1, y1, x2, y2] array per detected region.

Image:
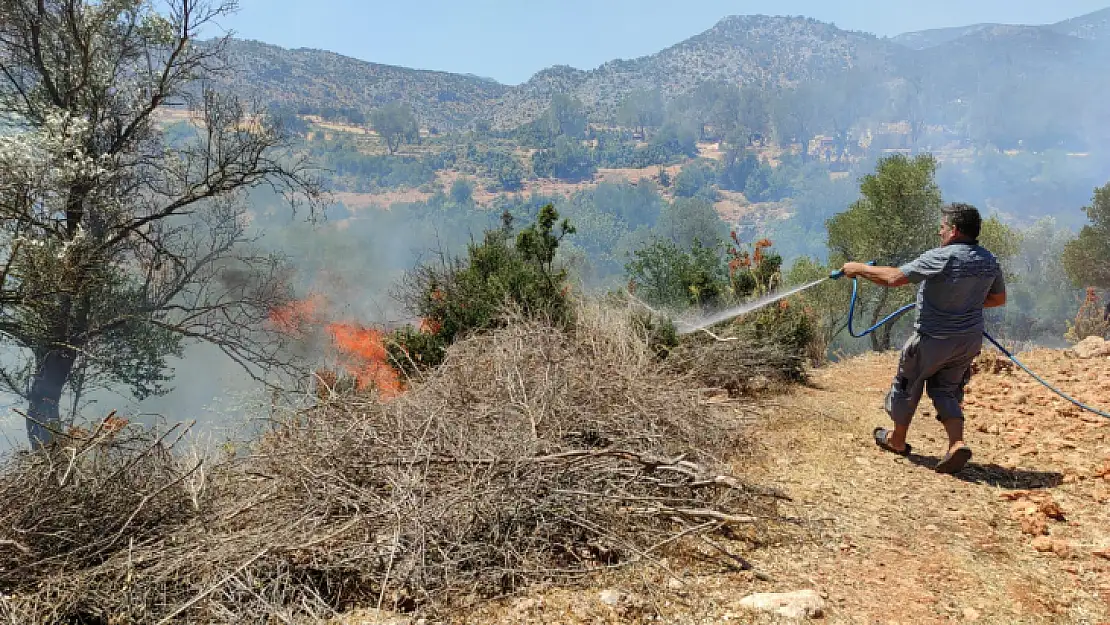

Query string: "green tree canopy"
[[825, 154, 943, 350], [655, 197, 729, 251], [371, 102, 420, 154], [1062, 183, 1110, 289], [617, 89, 665, 137], [544, 93, 588, 139], [978, 216, 1023, 279], [626, 238, 726, 310]]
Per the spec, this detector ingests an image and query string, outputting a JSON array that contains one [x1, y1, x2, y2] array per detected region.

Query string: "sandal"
[[873, 427, 912, 456], [935, 446, 973, 474]]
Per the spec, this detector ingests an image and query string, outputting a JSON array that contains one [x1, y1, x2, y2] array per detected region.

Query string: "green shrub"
[[674, 160, 719, 199], [389, 205, 575, 373], [626, 238, 727, 311]]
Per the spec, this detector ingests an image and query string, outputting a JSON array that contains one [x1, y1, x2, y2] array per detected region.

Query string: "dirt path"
[[343, 349, 1110, 624], [739, 349, 1110, 624]]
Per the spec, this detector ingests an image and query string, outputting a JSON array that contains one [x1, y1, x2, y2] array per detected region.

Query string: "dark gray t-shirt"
[[898, 242, 1005, 338]]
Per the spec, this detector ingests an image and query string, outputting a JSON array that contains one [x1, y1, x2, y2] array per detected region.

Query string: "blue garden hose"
[[830, 266, 1110, 419]]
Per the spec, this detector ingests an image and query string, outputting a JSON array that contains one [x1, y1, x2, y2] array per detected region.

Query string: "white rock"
[[1072, 336, 1110, 359], [599, 588, 624, 606], [739, 589, 825, 619]]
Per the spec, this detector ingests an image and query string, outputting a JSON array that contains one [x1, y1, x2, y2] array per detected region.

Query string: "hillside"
[[486, 15, 904, 128], [206, 8, 1110, 140], [890, 23, 999, 50], [1050, 6, 1110, 39], [210, 39, 509, 130], [919, 24, 1100, 77], [893, 6, 1110, 50]]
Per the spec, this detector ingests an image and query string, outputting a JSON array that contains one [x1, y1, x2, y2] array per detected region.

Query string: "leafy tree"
[[771, 85, 823, 162], [785, 257, 852, 363], [655, 197, 729, 251], [1062, 183, 1110, 290], [532, 137, 596, 182], [449, 178, 475, 206], [544, 93, 588, 139], [266, 104, 309, 136], [826, 154, 942, 351], [978, 216, 1022, 277], [674, 160, 719, 199], [319, 148, 442, 191], [719, 150, 759, 192], [685, 81, 741, 140], [371, 102, 420, 154], [648, 120, 699, 160], [474, 149, 524, 192], [626, 238, 726, 310], [390, 205, 575, 373], [680, 83, 768, 144], [0, 0, 322, 446], [743, 161, 775, 202], [586, 181, 663, 228], [736, 86, 771, 144], [658, 168, 672, 188], [617, 89, 665, 137], [981, 217, 1078, 342]]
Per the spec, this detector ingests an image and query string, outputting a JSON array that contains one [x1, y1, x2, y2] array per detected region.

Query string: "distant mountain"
[[486, 15, 904, 128], [890, 24, 999, 50], [917, 24, 1101, 89], [210, 39, 509, 130], [1048, 6, 1110, 41], [208, 7, 1110, 138], [893, 6, 1110, 50]]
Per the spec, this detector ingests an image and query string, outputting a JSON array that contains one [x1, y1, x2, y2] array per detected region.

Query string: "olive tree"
[[826, 154, 942, 351], [0, 0, 323, 447], [1063, 182, 1110, 290]]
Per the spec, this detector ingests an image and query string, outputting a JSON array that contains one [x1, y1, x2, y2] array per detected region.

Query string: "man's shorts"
[[885, 332, 983, 426]]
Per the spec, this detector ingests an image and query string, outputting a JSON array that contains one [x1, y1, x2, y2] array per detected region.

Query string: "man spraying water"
[[839, 203, 1006, 474]]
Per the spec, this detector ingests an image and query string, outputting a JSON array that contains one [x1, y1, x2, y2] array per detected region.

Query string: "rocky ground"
[[340, 342, 1110, 624]]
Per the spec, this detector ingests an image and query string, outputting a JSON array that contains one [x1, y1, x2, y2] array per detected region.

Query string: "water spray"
[[674, 262, 872, 334], [675, 277, 829, 335]]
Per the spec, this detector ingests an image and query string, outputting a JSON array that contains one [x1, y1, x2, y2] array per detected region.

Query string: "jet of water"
[[676, 278, 828, 335]]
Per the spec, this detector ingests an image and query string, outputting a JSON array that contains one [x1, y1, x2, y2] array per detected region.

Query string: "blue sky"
[[210, 1, 1110, 84]]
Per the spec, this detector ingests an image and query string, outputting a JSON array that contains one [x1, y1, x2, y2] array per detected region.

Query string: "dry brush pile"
[[0, 304, 797, 624]]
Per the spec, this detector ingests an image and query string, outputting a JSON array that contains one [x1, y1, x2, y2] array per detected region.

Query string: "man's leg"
[[926, 334, 982, 472], [881, 334, 928, 452], [940, 417, 966, 456]]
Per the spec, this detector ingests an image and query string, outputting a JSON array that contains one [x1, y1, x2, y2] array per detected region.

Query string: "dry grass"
[[0, 304, 798, 624]]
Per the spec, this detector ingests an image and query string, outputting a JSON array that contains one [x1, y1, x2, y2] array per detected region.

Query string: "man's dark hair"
[[942, 202, 982, 240]]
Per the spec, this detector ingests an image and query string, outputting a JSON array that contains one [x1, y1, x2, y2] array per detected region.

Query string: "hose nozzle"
[[829, 260, 876, 281]]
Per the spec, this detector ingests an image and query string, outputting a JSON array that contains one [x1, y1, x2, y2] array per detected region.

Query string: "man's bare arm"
[[984, 292, 1006, 308], [841, 262, 910, 288]]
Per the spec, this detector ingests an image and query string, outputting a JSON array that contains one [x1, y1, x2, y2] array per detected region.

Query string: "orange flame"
[[326, 322, 403, 398], [267, 293, 325, 336], [268, 294, 407, 398]]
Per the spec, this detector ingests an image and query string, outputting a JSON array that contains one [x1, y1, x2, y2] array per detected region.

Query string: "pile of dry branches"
[[0, 305, 792, 623], [666, 327, 807, 396]]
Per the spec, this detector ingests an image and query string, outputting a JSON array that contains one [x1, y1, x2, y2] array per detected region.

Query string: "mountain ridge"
[[892, 5, 1110, 49], [207, 7, 1110, 132]]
